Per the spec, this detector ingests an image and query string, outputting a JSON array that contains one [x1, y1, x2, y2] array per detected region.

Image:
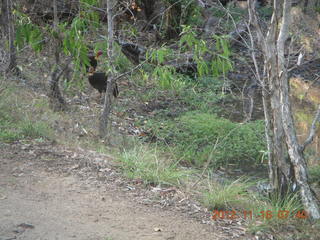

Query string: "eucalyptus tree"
[[248, 0, 320, 219]]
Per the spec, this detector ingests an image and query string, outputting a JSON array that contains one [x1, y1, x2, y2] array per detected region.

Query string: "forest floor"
[[0, 140, 254, 240]]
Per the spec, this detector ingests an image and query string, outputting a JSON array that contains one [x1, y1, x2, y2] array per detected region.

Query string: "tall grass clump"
[[119, 145, 192, 186], [202, 178, 256, 210]]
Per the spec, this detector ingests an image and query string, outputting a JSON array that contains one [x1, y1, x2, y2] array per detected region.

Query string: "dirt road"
[[0, 142, 229, 240]]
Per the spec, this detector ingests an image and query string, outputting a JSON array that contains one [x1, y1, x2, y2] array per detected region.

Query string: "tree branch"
[[301, 105, 320, 152]]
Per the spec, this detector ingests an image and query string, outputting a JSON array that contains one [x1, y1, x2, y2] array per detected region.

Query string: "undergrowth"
[[144, 112, 266, 168]]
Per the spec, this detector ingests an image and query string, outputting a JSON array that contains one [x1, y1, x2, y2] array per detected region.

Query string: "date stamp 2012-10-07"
[[211, 210, 308, 220]]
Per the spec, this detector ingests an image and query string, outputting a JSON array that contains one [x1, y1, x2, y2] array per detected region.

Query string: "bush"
[[147, 112, 266, 168]]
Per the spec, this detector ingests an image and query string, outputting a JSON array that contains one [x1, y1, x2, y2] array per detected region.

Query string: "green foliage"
[[211, 35, 233, 77], [60, 18, 89, 61], [146, 112, 266, 168], [14, 11, 44, 52], [152, 66, 186, 91], [119, 145, 192, 186], [179, 26, 233, 80], [145, 46, 186, 90], [79, 0, 101, 29], [182, 1, 203, 26], [146, 26, 233, 91], [147, 47, 174, 65]]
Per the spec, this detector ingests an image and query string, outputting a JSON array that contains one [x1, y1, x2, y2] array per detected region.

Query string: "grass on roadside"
[[0, 87, 53, 142], [119, 144, 193, 186], [202, 177, 256, 211]]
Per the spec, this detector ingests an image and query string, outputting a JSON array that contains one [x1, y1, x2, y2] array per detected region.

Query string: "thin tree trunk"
[[99, 0, 116, 138], [1, 0, 8, 35], [3, 0, 19, 75], [48, 0, 66, 111]]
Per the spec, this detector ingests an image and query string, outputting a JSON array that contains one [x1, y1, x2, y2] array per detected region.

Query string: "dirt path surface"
[[0, 142, 233, 240]]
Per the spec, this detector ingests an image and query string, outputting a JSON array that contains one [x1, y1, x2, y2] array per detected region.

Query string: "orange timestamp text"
[[211, 209, 308, 220]]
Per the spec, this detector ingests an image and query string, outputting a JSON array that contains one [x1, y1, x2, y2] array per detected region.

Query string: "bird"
[[86, 50, 103, 72], [88, 67, 119, 98], [116, 40, 145, 65]]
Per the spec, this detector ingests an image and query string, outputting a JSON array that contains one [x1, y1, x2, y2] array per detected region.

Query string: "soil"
[[0, 141, 251, 240]]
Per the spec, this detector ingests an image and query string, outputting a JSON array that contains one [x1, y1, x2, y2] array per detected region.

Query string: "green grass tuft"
[[202, 178, 255, 210], [119, 145, 192, 186]]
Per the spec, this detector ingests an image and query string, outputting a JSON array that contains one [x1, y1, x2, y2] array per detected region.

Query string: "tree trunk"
[[1, 0, 8, 34], [277, 1, 320, 218], [248, 0, 320, 219], [2, 0, 19, 75], [99, 0, 116, 138], [256, 0, 295, 195], [48, 0, 66, 111]]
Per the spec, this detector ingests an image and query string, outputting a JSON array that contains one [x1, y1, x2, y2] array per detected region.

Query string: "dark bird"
[[116, 40, 146, 65], [86, 50, 103, 72], [88, 67, 119, 98]]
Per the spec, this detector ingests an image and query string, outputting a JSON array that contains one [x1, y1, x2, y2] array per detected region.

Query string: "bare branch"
[[301, 105, 320, 152], [248, 0, 266, 52]]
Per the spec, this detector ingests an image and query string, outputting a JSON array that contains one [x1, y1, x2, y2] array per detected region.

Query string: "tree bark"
[[2, 0, 19, 75], [278, 0, 320, 219], [99, 0, 116, 138], [248, 0, 320, 219], [48, 0, 66, 111], [1, 0, 8, 34]]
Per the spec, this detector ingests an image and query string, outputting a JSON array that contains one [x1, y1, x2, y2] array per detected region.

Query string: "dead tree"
[[248, 0, 320, 219], [48, 0, 67, 111]]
